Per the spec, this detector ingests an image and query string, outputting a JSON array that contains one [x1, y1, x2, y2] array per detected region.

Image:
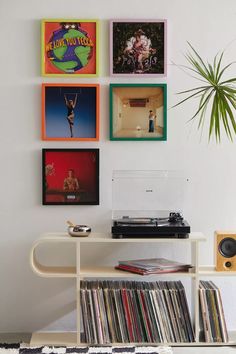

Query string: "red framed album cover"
[[42, 149, 99, 205]]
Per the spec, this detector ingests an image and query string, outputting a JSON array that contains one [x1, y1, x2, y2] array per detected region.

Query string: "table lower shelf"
[[30, 332, 236, 347], [30, 332, 77, 346]]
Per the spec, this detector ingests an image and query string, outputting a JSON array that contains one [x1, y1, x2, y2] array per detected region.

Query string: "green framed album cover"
[[109, 83, 167, 141]]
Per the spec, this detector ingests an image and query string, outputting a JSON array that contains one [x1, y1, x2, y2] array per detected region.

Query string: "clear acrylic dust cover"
[[112, 170, 189, 219]]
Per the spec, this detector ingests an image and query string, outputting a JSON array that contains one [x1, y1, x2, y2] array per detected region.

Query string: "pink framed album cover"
[[110, 19, 167, 77]]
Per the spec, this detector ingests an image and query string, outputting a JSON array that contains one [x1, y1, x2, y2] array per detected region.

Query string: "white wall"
[[1, 0, 236, 333]]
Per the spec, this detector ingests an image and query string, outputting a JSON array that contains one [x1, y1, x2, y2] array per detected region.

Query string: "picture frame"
[[110, 83, 167, 141], [110, 19, 167, 76], [41, 19, 99, 77], [42, 149, 99, 205], [42, 83, 99, 141]]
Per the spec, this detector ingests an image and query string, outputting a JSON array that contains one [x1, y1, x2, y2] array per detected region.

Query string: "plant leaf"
[[217, 62, 236, 83], [174, 43, 236, 141], [188, 89, 214, 122], [198, 90, 212, 129], [218, 92, 233, 140], [187, 42, 212, 78], [220, 93, 236, 134], [215, 52, 224, 83], [172, 88, 209, 108], [220, 78, 236, 85], [209, 94, 217, 140], [176, 86, 211, 95]]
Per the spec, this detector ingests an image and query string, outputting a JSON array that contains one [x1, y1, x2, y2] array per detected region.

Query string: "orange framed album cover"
[[41, 19, 99, 77], [42, 84, 100, 141]]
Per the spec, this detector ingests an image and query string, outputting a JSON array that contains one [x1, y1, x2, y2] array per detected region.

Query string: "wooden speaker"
[[215, 231, 236, 271]]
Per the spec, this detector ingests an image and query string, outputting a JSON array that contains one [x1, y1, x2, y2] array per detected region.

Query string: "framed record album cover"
[[41, 19, 99, 77], [110, 83, 167, 141], [42, 84, 99, 141], [42, 149, 99, 205], [110, 19, 167, 76]]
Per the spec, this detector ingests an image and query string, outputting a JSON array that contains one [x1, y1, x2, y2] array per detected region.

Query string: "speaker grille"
[[219, 237, 236, 258]]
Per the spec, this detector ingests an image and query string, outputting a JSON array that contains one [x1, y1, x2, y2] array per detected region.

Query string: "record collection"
[[115, 258, 192, 275], [80, 280, 194, 344], [199, 281, 228, 343]]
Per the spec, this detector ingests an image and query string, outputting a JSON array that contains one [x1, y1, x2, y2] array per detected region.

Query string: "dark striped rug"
[[0, 344, 172, 354]]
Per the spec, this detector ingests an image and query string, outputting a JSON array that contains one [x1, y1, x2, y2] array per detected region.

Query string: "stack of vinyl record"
[[80, 280, 195, 344], [115, 258, 192, 275], [199, 281, 228, 343]]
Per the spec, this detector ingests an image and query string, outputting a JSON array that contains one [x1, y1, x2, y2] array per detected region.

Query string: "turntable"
[[111, 170, 190, 239], [112, 212, 190, 239]]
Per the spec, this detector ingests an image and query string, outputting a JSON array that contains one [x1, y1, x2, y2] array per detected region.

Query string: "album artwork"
[[111, 20, 166, 76], [110, 84, 167, 140], [42, 19, 98, 76], [42, 84, 99, 140], [42, 149, 99, 205]]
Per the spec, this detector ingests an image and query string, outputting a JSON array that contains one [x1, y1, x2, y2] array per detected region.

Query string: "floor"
[[173, 348, 236, 353], [0, 333, 31, 344]]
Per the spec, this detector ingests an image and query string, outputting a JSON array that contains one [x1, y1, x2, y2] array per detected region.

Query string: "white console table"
[[30, 232, 236, 347]]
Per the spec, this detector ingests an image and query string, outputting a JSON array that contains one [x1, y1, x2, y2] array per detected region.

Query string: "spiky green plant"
[[174, 43, 236, 142]]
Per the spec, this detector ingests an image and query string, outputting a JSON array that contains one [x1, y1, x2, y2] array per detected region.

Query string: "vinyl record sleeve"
[[140, 289, 153, 342], [130, 285, 144, 342], [206, 281, 222, 342], [199, 286, 210, 342], [103, 285, 116, 343], [175, 281, 195, 342], [80, 287, 90, 343], [108, 281, 120, 342], [161, 282, 180, 342], [141, 288, 155, 342], [98, 287, 110, 343], [200, 281, 213, 342], [148, 286, 162, 342], [167, 282, 183, 342], [156, 282, 174, 343], [158, 283, 174, 342], [137, 287, 150, 341], [146, 287, 162, 342], [113, 288, 124, 342], [110, 284, 122, 342], [92, 287, 103, 344], [209, 281, 229, 343], [127, 287, 139, 342], [117, 285, 129, 342], [87, 286, 97, 343], [121, 288, 135, 342], [172, 282, 189, 342], [202, 281, 217, 342], [119, 282, 128, 341], [151, 288, 166, 342], [134, 288, 146, 342]]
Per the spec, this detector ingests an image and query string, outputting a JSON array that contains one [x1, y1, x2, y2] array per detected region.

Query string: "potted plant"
[[173, 43, 236, 142]]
